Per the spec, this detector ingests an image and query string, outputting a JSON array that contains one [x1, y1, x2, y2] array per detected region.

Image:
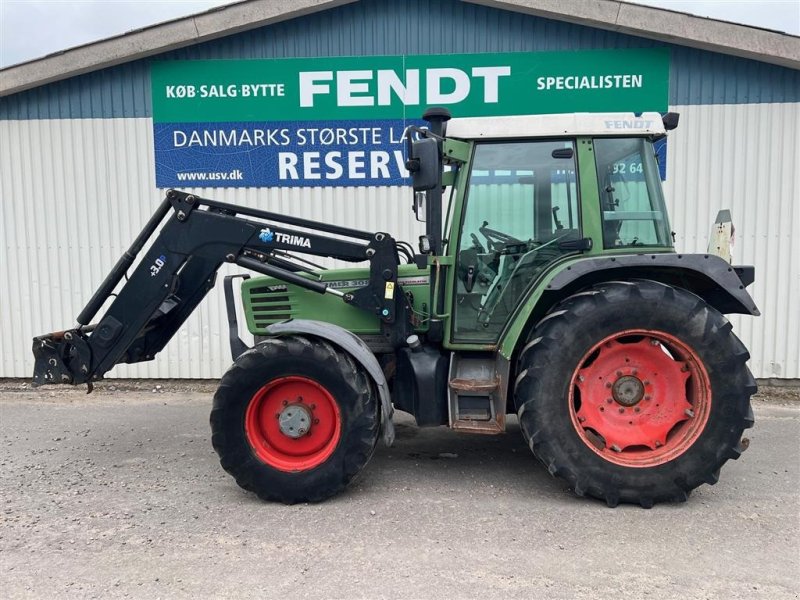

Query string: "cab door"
[[448, 138, 580, 345]]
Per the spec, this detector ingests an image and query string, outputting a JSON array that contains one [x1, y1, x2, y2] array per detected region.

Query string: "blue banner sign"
[[154, 120, 413, 188]]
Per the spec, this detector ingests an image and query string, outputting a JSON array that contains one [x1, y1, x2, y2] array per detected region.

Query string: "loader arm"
[[32, 190, 413, 387]]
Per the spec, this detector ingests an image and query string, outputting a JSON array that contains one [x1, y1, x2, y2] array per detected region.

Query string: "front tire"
[[514, 280, 756, 507], [211, 335, 379, 504]]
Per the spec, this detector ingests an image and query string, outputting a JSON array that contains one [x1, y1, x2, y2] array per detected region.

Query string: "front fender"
[[265, 319, 394, 446]]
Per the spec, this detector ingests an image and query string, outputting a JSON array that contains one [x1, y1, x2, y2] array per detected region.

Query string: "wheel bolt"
[[313, 418, 320, 424], [310, 404, 316, 410], [685, 408, 695, 418], [634, 407, 640, 413], [616, 370, 623, 377], [578, 416, 586, 423], [618, 407, 625, 413], [297, 396, 303, 403], [275, 413, 280, 419], [606, 398, 613, 404], [605, 382, 613, 388], [643, 380, 651, 386], [632, 369, 638, 376], [282, 400, 288, 406], [644, 395, 652, 401]]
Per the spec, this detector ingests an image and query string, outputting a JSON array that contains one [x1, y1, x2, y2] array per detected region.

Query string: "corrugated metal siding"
[[0, 116, 421, 378], [665, 102, 800, 379], [1, 102, 797, 379], [2, 0, 799, 120]]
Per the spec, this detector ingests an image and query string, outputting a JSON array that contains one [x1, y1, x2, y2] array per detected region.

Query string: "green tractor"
[[33, 108, 758, 507]]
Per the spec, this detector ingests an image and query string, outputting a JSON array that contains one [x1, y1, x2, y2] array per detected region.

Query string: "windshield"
[[593, 137, 672, 248], [453, 140, 580, 342]]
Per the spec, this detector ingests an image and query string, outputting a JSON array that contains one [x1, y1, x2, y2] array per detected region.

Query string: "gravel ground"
[[0, 381, 798, 599]]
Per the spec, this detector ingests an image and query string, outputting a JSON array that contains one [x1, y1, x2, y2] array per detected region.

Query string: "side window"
[[593, 138, 672, 248], [453, 140, 579, 342]]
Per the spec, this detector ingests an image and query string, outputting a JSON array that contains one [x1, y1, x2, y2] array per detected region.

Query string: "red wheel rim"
[[245, 376, 341, 472], [568, 330, 711, 468]]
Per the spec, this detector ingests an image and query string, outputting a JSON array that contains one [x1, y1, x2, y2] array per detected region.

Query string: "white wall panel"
[[1, 104, 797, 378], [0, 117, 422, 379], [664, 102, 800, 379]]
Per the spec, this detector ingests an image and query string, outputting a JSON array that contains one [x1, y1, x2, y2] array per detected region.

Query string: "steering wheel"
[[478, 221, 524, 252]]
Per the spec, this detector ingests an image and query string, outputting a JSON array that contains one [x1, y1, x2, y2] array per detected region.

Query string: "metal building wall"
[[665, 102, 800, 380], [1, 0, 798, 379], [0, 116, 419, 378], [2, 101, 797, 379]]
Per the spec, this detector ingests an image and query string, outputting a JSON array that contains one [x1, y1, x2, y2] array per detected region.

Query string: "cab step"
[[448, 354, 508, 434]]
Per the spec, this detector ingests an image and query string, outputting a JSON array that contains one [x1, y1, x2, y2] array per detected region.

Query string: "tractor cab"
[[410, 111, 675, 345]]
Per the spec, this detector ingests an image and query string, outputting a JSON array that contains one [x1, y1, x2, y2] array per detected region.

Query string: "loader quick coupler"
[[32, 328, 93, 387]]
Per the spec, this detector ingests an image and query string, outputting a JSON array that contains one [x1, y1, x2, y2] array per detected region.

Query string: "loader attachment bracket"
[[32, 329, 93, 387]]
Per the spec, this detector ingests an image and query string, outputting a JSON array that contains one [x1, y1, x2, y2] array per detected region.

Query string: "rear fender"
[[499, 253, 759, 359]]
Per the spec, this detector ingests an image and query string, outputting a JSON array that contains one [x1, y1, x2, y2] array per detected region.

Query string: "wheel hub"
[[244, 376, 342, 472], [569, 331, 711, 467], [278, 403, 312, 438], [612, 375, 644, 407]]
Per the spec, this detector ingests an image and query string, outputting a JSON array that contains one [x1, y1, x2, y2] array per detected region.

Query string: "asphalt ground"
[[1, 381, 798, 600]]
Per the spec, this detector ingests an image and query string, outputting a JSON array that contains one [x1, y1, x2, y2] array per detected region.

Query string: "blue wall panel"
[[1, 0, 798, 120]]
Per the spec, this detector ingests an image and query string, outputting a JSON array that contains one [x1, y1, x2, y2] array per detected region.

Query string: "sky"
[[1, 0, 798, 68]]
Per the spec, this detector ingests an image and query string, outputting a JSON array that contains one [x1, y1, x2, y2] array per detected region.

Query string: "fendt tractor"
[[32, 108, 759, 507]]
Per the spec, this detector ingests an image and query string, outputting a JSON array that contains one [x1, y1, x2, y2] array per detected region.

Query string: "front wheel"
[[514, 280, 756, 507], [211, 335, 379, 504]]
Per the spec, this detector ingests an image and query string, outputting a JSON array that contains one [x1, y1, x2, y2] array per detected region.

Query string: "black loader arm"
[[32, 190, 413, 387]]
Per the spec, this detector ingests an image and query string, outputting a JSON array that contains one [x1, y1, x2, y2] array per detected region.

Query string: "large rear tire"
[[211, 335, 379, 504], [514, 280, 756, 507]]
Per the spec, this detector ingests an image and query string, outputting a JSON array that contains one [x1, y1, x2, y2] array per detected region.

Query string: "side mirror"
[[406, 137, 439, 191]]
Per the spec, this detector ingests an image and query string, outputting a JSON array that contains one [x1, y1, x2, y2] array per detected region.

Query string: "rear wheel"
[[514, 280, 755, 507], [211, 335, 379, 503]]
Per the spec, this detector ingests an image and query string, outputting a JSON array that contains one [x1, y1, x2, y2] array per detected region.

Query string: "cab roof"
[[446, 112, 666, 140]]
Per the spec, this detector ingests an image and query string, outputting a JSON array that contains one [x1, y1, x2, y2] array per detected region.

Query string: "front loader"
[[32, 108, 758, 507]]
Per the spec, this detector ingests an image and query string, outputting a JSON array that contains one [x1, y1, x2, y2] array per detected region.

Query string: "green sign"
[[152, 48, 669, 123], [152, 49, 669, 188]]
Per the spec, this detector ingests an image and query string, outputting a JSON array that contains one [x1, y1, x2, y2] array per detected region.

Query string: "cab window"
[[593, 137, 672, 248]]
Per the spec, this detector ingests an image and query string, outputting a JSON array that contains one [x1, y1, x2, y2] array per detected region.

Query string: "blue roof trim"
[[1, 0, 798, 120]]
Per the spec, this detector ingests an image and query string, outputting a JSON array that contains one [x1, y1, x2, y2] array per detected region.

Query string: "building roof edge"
[[1, 0, 797, 98]]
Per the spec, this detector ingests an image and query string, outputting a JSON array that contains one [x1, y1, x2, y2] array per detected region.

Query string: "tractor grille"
[[248, 285, 296, 329]]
